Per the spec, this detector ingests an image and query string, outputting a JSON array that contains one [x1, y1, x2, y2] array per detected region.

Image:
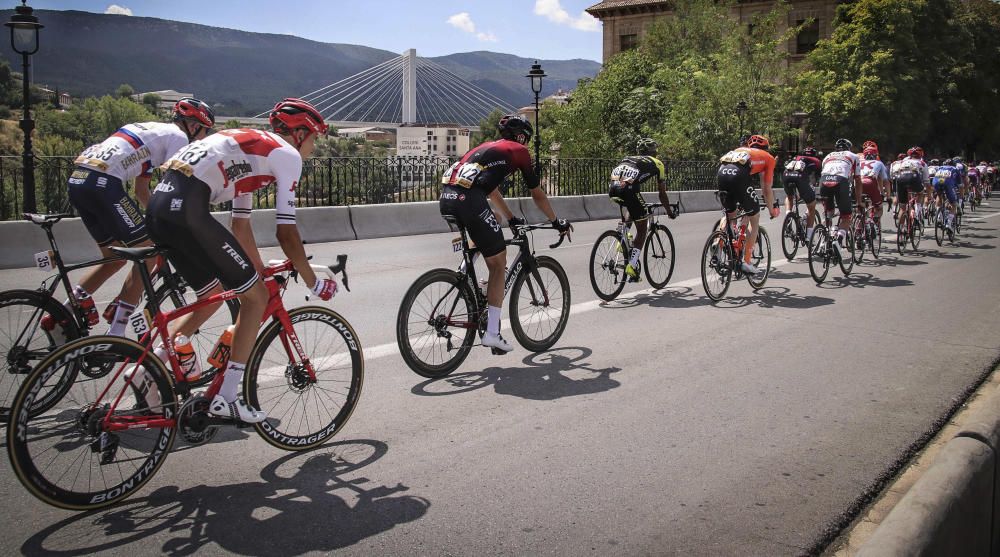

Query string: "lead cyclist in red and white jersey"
[[145, 98, 336, 422]]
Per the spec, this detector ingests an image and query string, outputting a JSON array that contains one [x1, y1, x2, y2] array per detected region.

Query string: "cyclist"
[[781, 146, 821, 241], [53, 98, 214, 336], [439, 113, 571, 353], [859, 145, 889, 220], [144, 98, 337, 423], [892, 147, 929, 229], [953, 156, 970, 214], [967, 163, 982, 204], [819, 138, 862, 259], [715, 134, 779, 275], [607, 138, 677, 281], [888, 153, 906, 214], [931, 158, 962, 233]]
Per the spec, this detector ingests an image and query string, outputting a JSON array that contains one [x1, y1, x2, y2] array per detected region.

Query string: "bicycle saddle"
[[110, 246, 161, 261], [23, 213, 74, 225]]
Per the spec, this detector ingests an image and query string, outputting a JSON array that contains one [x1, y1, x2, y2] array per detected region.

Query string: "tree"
[[473, 107, 505, 145], [141, 93, 161, 111], [224, 118, 243, 129], [115, 83, 135, 99]]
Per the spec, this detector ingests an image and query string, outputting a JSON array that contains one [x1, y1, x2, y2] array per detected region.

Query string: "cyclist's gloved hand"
[[667, 204, 678, 220], [552, 218, 573, 235], [311, 278, 338, 301], [508, 216, 526, 232], [768, 204, 780, 219]]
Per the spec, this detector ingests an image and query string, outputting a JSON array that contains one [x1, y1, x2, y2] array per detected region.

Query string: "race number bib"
[[720, 150, 751, 165], [610, 163, 640, 184], [129, 310, 150, 337], [34, 250, 54, 271], [785, 160, 806, 172]]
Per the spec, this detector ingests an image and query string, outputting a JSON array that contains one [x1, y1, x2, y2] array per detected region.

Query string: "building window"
[[796, 19, 820, 55], [619, 34, 638, 52]]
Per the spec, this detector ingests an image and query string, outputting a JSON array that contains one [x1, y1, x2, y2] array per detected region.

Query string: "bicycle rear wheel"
[[588, 230, 626, 301], [851, 215, 865, 265], [643, 224, 676, 289], [701, 231, 733, 301], [510, 256, 570, 352], [780, 213, 800, 262], [7, 335, 176, 510], [246, 306, 363, 451], [808, 225, 830, 284], [935, 220, 945, 246], [396, 269, 477, 378], [839, 228, 855, 276], [911, 220, 923, 250], [896, 217, 909, 255], [747, 228, 771, 290], [870, 223, 882, 258]]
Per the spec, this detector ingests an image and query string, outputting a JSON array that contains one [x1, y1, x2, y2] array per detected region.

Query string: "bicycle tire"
[[588, 230, 627, 301], [510, 255, 570, 352], [851, 215, 865, 265], [896, 217, 909, 255], [808, 225, 830, 284], [396, 268, 477, 378], [839, 228, 855, 276], [747, 228, 771, 289], [955, 212, 963, 235], [246, 306, 364, 451], [935, 220, 945, 246], [701, 231, 733, 301], [643, 224, 676, 289], [870, 223, 882, 259], [7, 335, 177, 510], [0, 289, 83, 421], [780, 213, 799, 261], [911, 220, 923, 250]]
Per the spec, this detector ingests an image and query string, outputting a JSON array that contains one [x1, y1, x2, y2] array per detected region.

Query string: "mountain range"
[[0, 10, 601, 117]]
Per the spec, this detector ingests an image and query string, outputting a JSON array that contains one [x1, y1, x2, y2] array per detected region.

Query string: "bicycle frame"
[[93, 259, 313, 433]]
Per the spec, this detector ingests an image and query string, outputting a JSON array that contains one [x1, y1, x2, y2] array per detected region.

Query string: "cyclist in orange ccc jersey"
[[715, 135, 780, 274]]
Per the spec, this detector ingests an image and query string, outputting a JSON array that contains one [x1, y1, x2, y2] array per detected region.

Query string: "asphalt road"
[[1, 200, 998, 556]]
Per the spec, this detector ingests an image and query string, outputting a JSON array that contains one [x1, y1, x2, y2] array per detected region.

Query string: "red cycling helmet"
[[802, 146, 818, 157], [746, 135, 769, 150], [896, 153, 905, 161], [173, 97, 215, 128], [862, 140, 878, 153], [906, 146, 924, 159], [269, 98, 329, 136]]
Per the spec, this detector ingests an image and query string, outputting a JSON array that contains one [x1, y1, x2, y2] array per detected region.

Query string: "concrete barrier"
[[680, 190, 721, 214], [351, 201, 451, 240], [0, 217, 103, 268], [296, 206, 356, 244], [512, 196, 589, 223], [858, 436, 994, 556], [582, 194, 621, 220], [956, 387, 1000, 555]]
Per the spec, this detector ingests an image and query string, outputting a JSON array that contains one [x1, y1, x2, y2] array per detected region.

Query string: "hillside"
[[0, 10, 600, 116]]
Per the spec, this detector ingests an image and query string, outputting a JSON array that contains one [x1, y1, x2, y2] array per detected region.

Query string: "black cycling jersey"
[[441, 139, 538, 194], [608, 155, 665, 221]]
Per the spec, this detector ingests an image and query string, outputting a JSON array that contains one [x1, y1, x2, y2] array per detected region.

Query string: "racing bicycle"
[[589, 200, 679, 301]]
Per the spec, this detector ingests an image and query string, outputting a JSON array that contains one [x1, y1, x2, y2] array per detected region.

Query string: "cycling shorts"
[[66, 168, 148, 247], [933, 180, 959, 204], [716, 163, 760, 216], [860, 177, 883, 206], [146, 170, 259, 298], [782, 173, 817, 204], [895, 176, 923, 206], [439, 185, 505, 258], [819, 174, 853, 216], [608, 182, 649, 222]]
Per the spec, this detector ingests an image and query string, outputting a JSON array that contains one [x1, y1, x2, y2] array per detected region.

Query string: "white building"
[[396, 124, 471, 157], [132, 89, 194, 111]]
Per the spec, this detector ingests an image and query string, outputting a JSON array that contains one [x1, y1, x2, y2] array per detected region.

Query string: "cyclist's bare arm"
[[488, 189, 516, 221], [854, 176, 863, 203], [657, 179, 671, 207], [529, 187, 557, 221], [134, 175, 152, 208], [276, 224, 318, 288], [231, 217, 267, 275]]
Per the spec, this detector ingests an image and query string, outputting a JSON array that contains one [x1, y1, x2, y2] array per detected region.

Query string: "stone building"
[[585, 0, 843, 64]]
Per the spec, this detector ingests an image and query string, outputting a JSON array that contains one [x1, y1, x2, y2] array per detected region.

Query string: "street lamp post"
[[526, 61, 546, 175], [6, 1, 42, 214], [735, 100, 747, 143]]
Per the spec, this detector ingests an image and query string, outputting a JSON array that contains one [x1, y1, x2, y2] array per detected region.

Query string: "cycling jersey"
[[718, 147, 775, 185], [162, 129, 301, 223], [608, 155, 665, 221], [967, 167, 981, 185], [820, 150, 860, 180], [891, 157, 929, 183], [75, 122, 189, 182], [859, 159, 888, 206], [716, 148, 773, 216], [932, 165, 961, 204], [441, 139, 538, 194], [782, 155, 820, 204]]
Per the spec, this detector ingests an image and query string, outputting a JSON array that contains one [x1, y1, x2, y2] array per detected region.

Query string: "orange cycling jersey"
[[719, 147, 776, 186]]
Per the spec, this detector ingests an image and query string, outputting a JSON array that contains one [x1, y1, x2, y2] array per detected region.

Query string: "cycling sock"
[[487, 306, 501, 336], [629, 248, 640, 267], [107, 301, 135, 337], [73, 285, 91, 299], [220, 361, 246, 402]]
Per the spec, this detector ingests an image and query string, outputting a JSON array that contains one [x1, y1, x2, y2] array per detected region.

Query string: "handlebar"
[[512, 222, 572, 249], [264, 254, 350, 292]]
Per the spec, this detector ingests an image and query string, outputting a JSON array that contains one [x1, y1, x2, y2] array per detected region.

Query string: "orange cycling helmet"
[[862, 140, 878, 153], [746, 135, 769, 150]]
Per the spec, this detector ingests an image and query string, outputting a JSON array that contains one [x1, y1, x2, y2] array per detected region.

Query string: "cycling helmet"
[[636, 137, 658, 156], [929, 158, 940, 166], [746, 134, 769, 150], [269, 98, 328, 138], [979, 161, 988, 166], [863, 147, 878, 160], [953, 156, 963, 163], [943, 158, 954, 166], [862, 140, 878, 152], [802, 147, 818, 157], [907, 146, 924, 159], [897, 153, 905, 161], [173, 97, 215, 128], [834, 138, 853, 152], [497, 114, 533, 144]]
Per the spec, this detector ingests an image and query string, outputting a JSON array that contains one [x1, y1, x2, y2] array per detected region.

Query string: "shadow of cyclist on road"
[[410, 346, 621, 400], [600, 286, 707, 310], [711, 286, 835, 309], [21, 439, 429, 557]]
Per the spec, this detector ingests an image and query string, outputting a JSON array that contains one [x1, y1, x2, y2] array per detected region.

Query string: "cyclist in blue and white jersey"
[[932, 159, 963, 233]]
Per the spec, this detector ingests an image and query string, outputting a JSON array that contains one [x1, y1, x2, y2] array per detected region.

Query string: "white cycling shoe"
[[739, 261, 759, 275], [482, 332, 513, 353], [209, 395, 267, 423]]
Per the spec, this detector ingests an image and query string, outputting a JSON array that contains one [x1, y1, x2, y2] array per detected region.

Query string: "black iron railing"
[[0, 156, 723, 219]]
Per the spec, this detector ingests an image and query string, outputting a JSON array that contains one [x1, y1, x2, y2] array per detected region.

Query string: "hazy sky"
[[25, 0, 605, 61]]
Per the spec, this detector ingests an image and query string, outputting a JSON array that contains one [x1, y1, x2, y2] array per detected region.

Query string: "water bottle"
[[207, 326, 235, 370], [175, 334, 202, 382]]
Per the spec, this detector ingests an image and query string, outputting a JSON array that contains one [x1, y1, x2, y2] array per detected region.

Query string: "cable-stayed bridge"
[[254, 49, 517, 129]]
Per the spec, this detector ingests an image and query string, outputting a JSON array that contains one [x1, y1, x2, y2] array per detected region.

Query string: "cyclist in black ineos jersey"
[[440, 114, 572, 353]]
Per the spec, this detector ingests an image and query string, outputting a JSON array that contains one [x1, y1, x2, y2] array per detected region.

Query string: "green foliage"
[[34, 95, 158, 147], [115, 83, 135, 99], [141, 93, 161, 110], [473, 107, 505, 145], [224, 118, 243, 129]]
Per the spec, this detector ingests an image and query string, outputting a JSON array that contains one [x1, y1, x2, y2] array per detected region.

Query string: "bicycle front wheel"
[[851, 215, 865, 265], [935, 219, 945, 246], [510, 255, 570, 352], [643, 224, 676, 288], [396, 269, 477, 378], [588, 230, 626, 301], [747, 228, 771, 289], [701, 231, 733, 301], [911, 220, 923, 250], [808, 225, 830, 284], [246, 306, 364, 451], [780, 213, 799, 261], [7, 335, 177, 510]]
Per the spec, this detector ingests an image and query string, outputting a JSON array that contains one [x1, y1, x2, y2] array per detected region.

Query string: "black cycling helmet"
[[802, 147, 818, 157], [835, 138, 853, 152], [952, 155, 963, 163], [498, 114, 533, 144], [943, 158, 954, 166], [636, 138, 658, 156]]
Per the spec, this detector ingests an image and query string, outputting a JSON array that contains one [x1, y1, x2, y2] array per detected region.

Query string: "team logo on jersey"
[[97, 176, 108, 188], [222, 160, 253, 185], [170, 199, 183, 211]]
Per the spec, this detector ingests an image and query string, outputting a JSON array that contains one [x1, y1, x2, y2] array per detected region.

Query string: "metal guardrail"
[[0, 155, 722, 220]]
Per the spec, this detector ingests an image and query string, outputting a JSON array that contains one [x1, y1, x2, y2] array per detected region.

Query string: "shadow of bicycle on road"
[[21, 439, 429, 557], [711, 285, 835, 309], [411, 346, 621, 400], [599, 286, 706, 310], [817, 272, 914, 290]]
